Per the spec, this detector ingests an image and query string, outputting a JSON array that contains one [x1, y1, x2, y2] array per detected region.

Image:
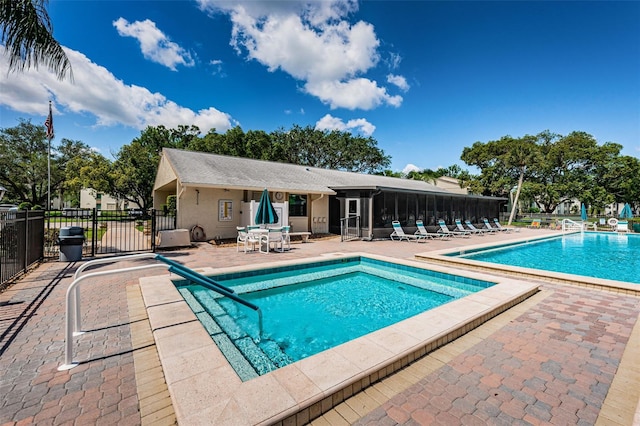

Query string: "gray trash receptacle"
[[58, 226, 85, 261]]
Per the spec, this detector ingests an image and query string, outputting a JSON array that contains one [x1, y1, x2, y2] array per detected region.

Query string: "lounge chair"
[[492, 218, 515, 232], [482, 218, 506, 232], [617, 221, 630, 233], [464, 220, 495, 234], [438, 220, 470, 238], [414, 220, 447, 239], [455, 219, 483, 235], [236, 226, 260, 252], [526, 220, 541, 229], [390, 221, 427, 242]]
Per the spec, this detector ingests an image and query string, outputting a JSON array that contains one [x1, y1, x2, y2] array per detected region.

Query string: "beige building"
[[153, 149, 506, 241]]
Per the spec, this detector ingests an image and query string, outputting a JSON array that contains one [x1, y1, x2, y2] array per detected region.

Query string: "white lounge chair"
[[438, 220, 470, 238], [415, 220, 447, 239], [492, 218, 515, 232], [482, 218, 506, 232], [390, 221, 427, 242], [464, 220, 494, 234], [455, 219, 483, 235], [617, 221, 630, 233]]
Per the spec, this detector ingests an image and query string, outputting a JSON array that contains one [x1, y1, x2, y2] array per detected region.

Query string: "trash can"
[[58, 226, 85, 261], [633, 223, 640, 233]]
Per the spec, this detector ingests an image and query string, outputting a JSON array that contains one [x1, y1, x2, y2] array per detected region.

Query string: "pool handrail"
[[59, 253, 262, 371], [166, 266, 259, 312], [59, 261, 171, 370], [155, 254, 235, 294]]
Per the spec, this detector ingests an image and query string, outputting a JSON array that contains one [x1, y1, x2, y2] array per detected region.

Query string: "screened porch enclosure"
[[331, 189, 506, 240]]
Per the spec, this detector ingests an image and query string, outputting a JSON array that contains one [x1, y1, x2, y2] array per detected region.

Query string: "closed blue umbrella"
[[580, 203, 587, 221], [619, 203, 633, 219], [255, 189, 279, 226]]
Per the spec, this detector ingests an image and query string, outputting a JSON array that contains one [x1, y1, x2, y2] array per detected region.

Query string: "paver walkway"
[[1, 230, 639, 425]]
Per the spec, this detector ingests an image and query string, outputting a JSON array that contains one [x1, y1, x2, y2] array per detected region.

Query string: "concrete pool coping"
[[415, 231, 640, 296], [138, 252, 539, 425]]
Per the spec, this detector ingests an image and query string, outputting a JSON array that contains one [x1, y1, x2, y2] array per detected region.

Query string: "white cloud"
[[197, 0, 404, 110], [315, 113, 375, 136], [387, 74, 409, 92], [113, 18, 195, 71], [0, 46, 234, 133], [402, 163, 421, 174]]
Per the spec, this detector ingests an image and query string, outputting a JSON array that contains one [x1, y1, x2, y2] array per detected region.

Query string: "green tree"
[[0, 119, 92, 207], [0, 0, 72, 80], [0, 119, 49, 205], [602, 155, 640, 209], [462, 130, 631, 216], [110, 125, 201, 211], [461, 134, 539, 224], [270, 125, 390, 173], [64, 150, 113, 206]]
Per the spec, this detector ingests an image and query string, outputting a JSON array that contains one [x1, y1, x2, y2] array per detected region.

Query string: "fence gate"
[[44, 209, 176, 259]]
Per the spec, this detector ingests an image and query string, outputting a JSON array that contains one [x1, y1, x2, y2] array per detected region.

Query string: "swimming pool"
[[453, 232, 639, 285], [175, 256, 493, 380], [140, 252, 539, 424]]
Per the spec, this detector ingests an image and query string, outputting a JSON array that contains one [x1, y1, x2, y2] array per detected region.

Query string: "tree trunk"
[[507, 167, 525, 225]]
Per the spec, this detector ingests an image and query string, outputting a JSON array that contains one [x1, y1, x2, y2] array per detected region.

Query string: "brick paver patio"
[[1, 230, 639, 425]]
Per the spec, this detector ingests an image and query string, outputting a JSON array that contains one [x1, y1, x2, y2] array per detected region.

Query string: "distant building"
[[434, 176, 467, 194], [79, 188, 141, 211]]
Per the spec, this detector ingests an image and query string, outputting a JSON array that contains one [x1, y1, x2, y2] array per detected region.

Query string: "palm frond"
[[1, 0, 73, 80]]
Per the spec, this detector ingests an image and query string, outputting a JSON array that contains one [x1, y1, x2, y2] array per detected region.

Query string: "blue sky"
[[1, 0, 639, 173]]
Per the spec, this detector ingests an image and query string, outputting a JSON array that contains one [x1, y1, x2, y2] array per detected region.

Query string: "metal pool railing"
[[58, 253, 261, 370]]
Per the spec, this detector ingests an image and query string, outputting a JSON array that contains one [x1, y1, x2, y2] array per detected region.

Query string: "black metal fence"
[[1, 208, 176, 288], [0, 210, 45, 286], [44, 208, 176, 258]]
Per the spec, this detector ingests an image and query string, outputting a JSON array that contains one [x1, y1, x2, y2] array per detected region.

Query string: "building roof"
[[159, 148, 475, 197]]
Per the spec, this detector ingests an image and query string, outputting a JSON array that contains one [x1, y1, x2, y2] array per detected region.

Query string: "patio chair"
[[390, 221, 427, 242], [281, 225, 291, 250], [492, 218, 515, 232], [464, 220, 495, 234], [236, 226, 260, 252], [415, 220, 447, 239], [437, 220, 470, 238], [259, 227, 284, 253], [455, 219, 482, 235], [482, 218, 506, 232]]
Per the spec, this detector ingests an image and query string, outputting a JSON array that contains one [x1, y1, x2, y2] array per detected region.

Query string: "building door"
[[342, 198, 361, 241]]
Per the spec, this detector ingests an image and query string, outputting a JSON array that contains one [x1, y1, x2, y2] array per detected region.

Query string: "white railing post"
[[70, 253, 160, 334], [58, 255, 169, 371]]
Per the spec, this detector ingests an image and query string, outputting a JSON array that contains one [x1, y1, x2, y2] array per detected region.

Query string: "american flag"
[[45, 103, 54, 139]]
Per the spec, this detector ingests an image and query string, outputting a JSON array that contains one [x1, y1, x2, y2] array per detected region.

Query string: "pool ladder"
[[58, 253, 262, 370]]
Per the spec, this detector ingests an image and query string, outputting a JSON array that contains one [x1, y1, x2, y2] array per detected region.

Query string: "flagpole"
[[45, 101, 53, 211]]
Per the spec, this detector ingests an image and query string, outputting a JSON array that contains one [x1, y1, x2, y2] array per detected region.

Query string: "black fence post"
[[91, 208, 97, 257], [23, 210, 29, 272], [151, 209, 157, 252]]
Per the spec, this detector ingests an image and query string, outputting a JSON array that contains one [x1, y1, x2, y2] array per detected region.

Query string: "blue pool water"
[[456, 232, 639, 284], [175, 256, 494, 380]]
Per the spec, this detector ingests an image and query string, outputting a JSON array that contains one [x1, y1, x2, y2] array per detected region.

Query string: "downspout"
[[176, 183, 186, 228], [310, 193, 324, 232]]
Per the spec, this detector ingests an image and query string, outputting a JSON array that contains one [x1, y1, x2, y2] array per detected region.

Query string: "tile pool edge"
[[415, 232, 640, 296], [138, 252, 540, 425]]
